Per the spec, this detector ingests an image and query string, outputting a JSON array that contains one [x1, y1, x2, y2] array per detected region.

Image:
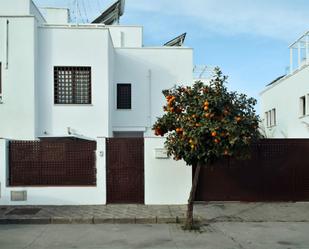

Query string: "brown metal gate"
[[195, 139, 309, 202], [9, 138, 97, 186], [106, 138, 144, 204]]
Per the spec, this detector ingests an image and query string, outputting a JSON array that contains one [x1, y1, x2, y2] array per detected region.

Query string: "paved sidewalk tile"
[[0, 203, 309, 224]]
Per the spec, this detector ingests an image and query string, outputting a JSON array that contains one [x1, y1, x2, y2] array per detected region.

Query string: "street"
[[0, 223, 308, 249]]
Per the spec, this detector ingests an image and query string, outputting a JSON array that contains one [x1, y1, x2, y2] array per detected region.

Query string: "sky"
[[33, 0, 309, 112]]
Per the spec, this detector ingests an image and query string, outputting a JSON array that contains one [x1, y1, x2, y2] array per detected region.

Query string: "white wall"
[[42, 7, 68, 24], [113, 47, 193, 136], [37, 27, 113, 139], [260, 66, 309, 138], [0, 0, 30, 16], [0, 138, 106, 205], [107, 32, 115, 137], [30, 0, 46, 23], [0, 17, 36, 140], [144, 137, 192, 205], [108, 26, 143, 48]]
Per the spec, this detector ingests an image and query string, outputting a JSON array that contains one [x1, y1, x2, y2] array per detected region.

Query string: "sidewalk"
[[0, 202, 309, 224]]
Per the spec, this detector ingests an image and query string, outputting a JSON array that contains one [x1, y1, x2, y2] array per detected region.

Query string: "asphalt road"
[[0, 223, 308, 249]]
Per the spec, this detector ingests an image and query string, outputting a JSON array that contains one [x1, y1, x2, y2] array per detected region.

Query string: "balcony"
[[288, 31, 309, 75]]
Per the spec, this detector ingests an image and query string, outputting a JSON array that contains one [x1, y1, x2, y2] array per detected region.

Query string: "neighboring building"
[[260, 31, 309, 138], [0, 0, 195, 141]]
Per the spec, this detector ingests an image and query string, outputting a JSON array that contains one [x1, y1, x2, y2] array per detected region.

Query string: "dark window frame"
[[54, 66, 92, 105], [300, 96, 306, 116], [117, 83, 132, 109]]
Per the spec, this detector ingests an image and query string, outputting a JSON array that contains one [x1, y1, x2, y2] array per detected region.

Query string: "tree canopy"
[[153, 68, 261, 166]]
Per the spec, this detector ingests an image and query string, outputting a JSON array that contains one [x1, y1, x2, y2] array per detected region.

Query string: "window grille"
[[117, 84, 131, 109], [54, 66, 91, 104]]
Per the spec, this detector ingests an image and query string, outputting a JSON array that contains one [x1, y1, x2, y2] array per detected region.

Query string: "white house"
[[260, 31, 309, 138], [0, 0, 201, 205]]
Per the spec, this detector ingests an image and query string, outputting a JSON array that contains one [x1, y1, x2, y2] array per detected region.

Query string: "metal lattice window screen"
[[117, 84, 131, 109], [54, 67, 91, 104]]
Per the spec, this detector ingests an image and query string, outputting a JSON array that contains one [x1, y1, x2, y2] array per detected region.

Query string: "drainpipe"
[[6, 20, 9, 69]]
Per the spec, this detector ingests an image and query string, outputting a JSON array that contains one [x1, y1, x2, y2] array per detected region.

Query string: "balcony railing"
[[193, 65, 215, 81]]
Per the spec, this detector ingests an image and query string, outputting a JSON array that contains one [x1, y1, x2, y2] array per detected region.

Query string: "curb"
[[0, 218, 50, 225], [0, 216, 190, 225]]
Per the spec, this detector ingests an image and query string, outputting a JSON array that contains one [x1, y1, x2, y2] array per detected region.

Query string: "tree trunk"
[[184, 162, 202, 230]]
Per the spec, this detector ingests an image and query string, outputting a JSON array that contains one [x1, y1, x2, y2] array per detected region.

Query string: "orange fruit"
[[205, 113, 210, 118], [235, 116, 241, 122], [214, 138, 219, 144], [176, 128, 183, 134], [211, 131, 217, 137]]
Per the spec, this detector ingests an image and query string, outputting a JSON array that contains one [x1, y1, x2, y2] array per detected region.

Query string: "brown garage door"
[[106, 138, 144, 204]]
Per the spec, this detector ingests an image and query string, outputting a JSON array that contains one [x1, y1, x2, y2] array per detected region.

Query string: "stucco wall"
[[108, 26, 143, 48], [0, 17, 36, 140], [42, 8, 69, 24], [113, 47, 193, 136], [144, 137, 192, 205], [0, 0, 30, 16], [0, 138, 106, 205], [37, 27, 112, 139], [260, 66, 309, 138]]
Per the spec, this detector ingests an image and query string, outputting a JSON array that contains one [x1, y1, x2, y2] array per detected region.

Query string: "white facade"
[[0, 0, 194, 205], [0, 0, 193, 140], [260, 31, 309, 138]]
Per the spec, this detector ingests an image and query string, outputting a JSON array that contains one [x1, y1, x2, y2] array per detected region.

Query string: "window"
[[265, 108, 276, 127], [271, 108, 276, 126], [54, 66, 91, 104], [265, 112, 269, 127], [300, 96, 306, 116], [117, 84, 131, 109]]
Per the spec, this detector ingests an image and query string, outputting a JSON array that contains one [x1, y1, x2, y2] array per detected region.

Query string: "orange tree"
[[153, 68, 260, 229]]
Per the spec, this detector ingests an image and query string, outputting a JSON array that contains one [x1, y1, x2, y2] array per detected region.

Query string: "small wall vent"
[[11, 191, 27, 201]]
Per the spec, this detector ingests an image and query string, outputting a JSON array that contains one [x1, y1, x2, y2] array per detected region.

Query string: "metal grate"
[[9, 139, 97, 186], [195, 139, 309, 202], [54, 66, 91, 104], [106, 138, 144, 204], [117, 84, 131, 109]]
